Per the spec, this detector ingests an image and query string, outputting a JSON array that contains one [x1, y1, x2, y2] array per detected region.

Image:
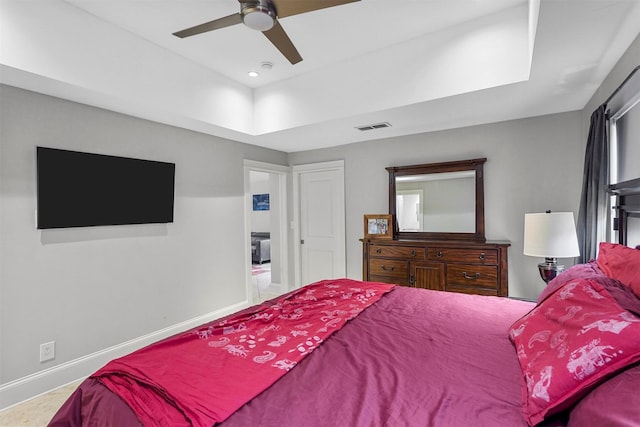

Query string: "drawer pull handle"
[[375, 248, 382, 254], [381, 265, 395, 272], [436, 251, 443, 258], [479, 253, 486, 260], [463, 272, 480, 280], [411, 250, 416, 257]]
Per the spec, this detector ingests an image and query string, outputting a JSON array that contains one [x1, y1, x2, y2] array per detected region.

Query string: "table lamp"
[[523, 211, 580, 284]]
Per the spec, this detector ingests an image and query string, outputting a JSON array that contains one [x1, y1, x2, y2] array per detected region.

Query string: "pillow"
[[537, 261, 603, 303], [509, 278, 640, 425], [539, 261, 640, 317], [597, 242, 640, 297], [567, 362, 640, 427]]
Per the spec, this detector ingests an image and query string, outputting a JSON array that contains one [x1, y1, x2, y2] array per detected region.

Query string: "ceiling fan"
[[173, 0, 360, 65]]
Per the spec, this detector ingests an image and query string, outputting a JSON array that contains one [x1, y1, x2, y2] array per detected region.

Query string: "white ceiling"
[[1, 0, 639, 152]]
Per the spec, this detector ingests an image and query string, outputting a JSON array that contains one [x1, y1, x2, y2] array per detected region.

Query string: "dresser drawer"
[[369, 275, 408, 286], [369, 245, 425, 259], [446, 264, 498, 288], [369, 258, 409, 279], [427, 248, 497, 264]]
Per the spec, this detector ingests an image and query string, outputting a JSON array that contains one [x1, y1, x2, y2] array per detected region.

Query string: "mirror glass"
[[387, 158, 486, 241], [396, 171, 475, 233]]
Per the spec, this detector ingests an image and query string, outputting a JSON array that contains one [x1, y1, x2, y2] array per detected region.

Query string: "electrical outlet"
[[40, 341, 55, 362]]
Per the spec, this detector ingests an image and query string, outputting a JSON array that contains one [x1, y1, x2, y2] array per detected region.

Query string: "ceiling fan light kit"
[[242, 2, 276, 31], [172, 0, 360, 65]]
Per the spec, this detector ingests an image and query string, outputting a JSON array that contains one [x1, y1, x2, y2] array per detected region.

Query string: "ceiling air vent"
[[355, 122, 392, 131]]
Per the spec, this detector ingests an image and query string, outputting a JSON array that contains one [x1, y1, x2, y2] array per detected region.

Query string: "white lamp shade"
[[523, 212, 580, 258]]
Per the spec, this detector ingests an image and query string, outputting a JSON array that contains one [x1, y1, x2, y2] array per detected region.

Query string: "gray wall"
[[0, 85, 287, 384], [290, 112, 585, 300]]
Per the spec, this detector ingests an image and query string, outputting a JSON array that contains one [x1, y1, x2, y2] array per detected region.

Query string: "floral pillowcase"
[[509, 277, 640, 425]]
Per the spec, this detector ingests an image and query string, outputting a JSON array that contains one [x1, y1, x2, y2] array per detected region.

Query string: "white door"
[[294, 161, 345, 287]]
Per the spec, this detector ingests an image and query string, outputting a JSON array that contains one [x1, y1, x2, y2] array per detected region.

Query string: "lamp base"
[[537, 258, 565, 284]]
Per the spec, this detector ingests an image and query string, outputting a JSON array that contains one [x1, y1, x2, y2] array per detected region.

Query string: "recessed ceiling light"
[[248, 71, 259, 77]]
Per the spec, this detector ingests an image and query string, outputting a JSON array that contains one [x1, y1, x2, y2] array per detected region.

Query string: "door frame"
[[243, 160, 290, 303], [292, 160, 345, 288]]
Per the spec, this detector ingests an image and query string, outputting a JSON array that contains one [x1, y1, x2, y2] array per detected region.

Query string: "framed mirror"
[[387, 158, 486, 241]]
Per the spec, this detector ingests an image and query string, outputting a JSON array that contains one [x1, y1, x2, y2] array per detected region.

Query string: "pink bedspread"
[[50, 284, 539, 427], [90, 279, 393, 426], [224, 286, 537, 426]]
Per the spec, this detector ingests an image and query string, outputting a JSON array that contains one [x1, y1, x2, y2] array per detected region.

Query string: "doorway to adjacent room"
[[244, 160, 289, 304]]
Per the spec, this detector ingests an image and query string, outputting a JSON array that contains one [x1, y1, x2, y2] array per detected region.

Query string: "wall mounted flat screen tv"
[[37, 147, 175, 229]]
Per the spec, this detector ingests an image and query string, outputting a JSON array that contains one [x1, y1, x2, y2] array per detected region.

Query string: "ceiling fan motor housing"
[[242, 0, 276, 31]]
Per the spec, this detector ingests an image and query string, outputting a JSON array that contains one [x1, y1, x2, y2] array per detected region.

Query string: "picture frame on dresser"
[[364, 214, 393, 239]]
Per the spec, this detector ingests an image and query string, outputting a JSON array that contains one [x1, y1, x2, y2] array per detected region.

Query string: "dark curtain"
[[576, 104, 608, 263]]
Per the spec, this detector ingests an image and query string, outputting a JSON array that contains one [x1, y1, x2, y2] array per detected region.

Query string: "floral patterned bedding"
[[90, 279, 394, 426]]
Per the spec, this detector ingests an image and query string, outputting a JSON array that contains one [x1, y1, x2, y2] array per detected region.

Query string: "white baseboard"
[[0, 300, 249, 411]]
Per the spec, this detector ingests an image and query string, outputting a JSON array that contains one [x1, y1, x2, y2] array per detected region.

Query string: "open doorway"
[[244, 160, 289, 304]]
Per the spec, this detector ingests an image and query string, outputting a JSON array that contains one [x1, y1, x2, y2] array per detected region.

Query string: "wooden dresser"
[[362, 239, 510, 297]]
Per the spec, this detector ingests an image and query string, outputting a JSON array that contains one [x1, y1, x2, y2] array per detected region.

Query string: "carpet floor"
[[0, 380, 82, 426]]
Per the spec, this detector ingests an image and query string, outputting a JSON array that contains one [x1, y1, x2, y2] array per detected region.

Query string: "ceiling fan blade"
[[262, 20, 302, 64], [173, 13, 243, 38], [272, 0, 360, 18]]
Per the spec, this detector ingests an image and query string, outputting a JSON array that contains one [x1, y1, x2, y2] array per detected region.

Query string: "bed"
[[49, 242, 640, 427]]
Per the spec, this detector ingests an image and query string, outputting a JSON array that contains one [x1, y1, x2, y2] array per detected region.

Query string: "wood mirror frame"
[[387, 158, 486, 241]]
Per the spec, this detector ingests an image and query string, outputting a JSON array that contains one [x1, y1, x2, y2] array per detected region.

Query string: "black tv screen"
[[37, 147, 175, 229]]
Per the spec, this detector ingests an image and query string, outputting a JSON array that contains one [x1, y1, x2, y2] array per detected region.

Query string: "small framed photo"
[[252, 194, 270, 211], [364, 214, 393, 239]]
